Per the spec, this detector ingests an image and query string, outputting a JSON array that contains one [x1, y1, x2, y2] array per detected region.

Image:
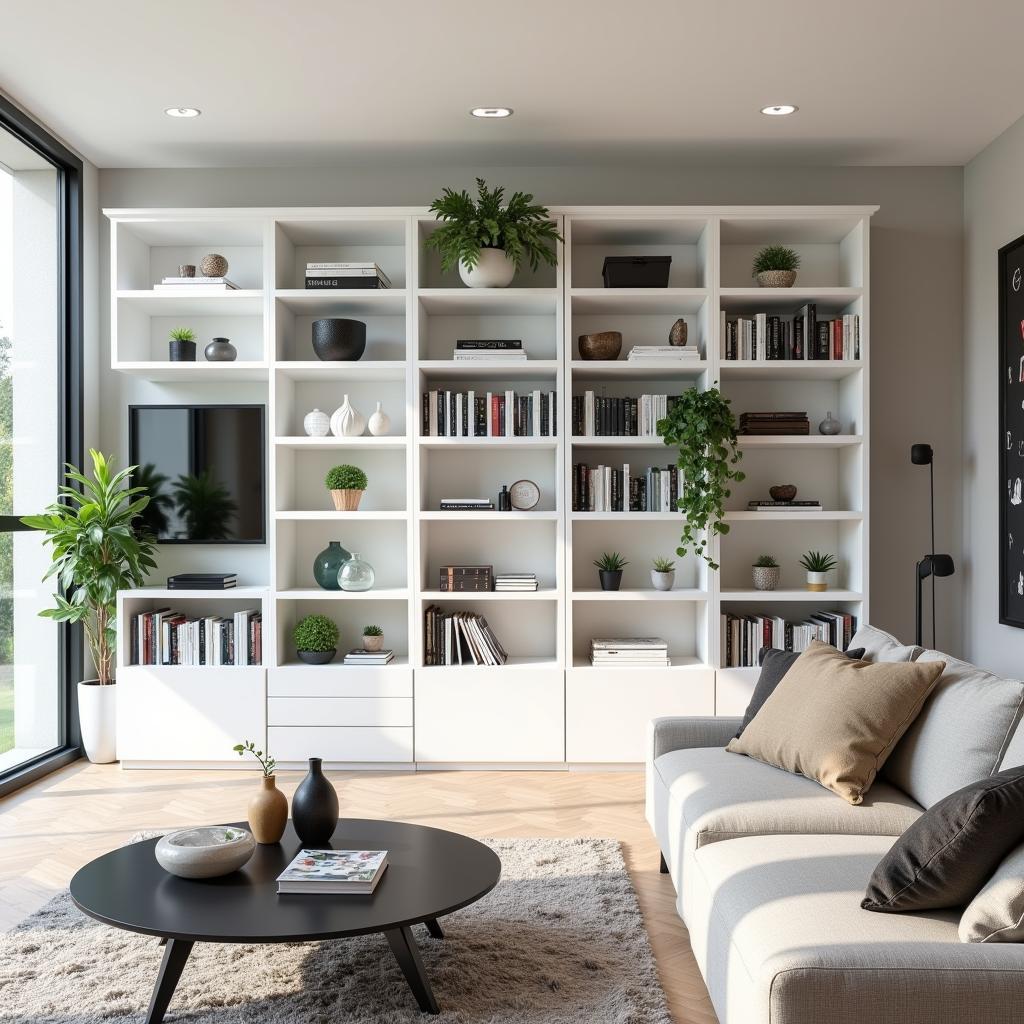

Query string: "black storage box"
[[602, 255, 672, 288]]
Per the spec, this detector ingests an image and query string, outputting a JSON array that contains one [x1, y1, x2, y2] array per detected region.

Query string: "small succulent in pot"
[[362, 624, 384, 652], [752, 554, 781, 591], [651, 556, 676, 592], [594, 551, 628, 591], [293, 613, 339, 665], [168, 326, 197, 362], [800, 550, 837, 592], [325, 464, 368, 511], [752, 245, 801, 288]]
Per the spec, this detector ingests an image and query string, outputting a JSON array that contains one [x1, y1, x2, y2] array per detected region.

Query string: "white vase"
[[367, 402, 391, 437], [806, 571, 829, 592], [303, 408, 330, 437], [78, 681, 117, 763], [330, 395, 366, 437], [459, 248, 516, 288]]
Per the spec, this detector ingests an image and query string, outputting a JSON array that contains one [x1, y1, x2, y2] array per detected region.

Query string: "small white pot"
[[459, 248, 516, 288], [78, 681, 117, 764], [650, 570, 675, 591], [806, 571, 829, 592]]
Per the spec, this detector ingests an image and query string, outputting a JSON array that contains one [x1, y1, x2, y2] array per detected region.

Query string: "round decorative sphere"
[[339, 551, 375, 592], [155, 826, 255, 879], [769, 484, 798, 502], [311, 318, 366, 362], [578, 331, 623, 360], [200, 253, 229, 278], [204, 337, 237, 362], [303, 408, 330, 437]]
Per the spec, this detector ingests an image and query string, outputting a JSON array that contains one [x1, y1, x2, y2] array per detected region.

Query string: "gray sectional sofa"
[[646, 625, 1024, 1024]]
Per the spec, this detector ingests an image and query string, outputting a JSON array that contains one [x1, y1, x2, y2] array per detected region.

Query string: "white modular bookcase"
[[108, 205, 873, 768]]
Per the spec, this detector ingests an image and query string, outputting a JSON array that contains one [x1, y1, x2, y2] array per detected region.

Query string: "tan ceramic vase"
[[248, 775, 288, 844]]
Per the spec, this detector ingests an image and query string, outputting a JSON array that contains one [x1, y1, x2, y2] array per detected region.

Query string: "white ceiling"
[[3, 0, 1023, 169]]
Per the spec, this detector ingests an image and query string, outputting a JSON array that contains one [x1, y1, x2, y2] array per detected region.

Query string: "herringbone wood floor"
[[0, 763, 717, 1023]]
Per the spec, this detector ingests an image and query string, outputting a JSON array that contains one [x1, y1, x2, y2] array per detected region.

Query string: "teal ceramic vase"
[[313, 541, 351, 591]]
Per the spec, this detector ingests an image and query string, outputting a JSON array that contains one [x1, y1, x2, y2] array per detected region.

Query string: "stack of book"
[[439, 497, 494, 511], [626, 346, 701, 363], [154, 276, 238, 292], [422, 389, 556, 438], [572, 391, 681, 437], [720, 611, 857, 667], [591, 637, 670, 667], [130, 608, 262, 666], [439, 565, 493, 592], [276, 848, 389, 895], [572, 462, 683, 512], [453, 340, 526, 361], [747, 499, 822, 512], [304, 261, 391, 289], [721, 306, 861, 361], [423, 607, 509, 665], [739, 412, 810, 436], [495, 572, 539, 592], [343, 648, 395, 666], [167, 572, 237, 591]]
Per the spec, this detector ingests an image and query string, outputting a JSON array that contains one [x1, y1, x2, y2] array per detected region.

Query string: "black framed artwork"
[[999, 231, 1024, 627]]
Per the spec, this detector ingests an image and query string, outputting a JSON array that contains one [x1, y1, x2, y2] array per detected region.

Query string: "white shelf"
[[417, 359, 558, 380], [419, 510, 559, 521], [274, 510, 407, 521], [719, 360, 863, 380], [571, 655, 707, 670], [276, 288, 407, 316], [720, 589, 862, 602], [421, 589, 558, 601], [121, 586, 269, 600], [572, 588, 708, 601], [277, 588, 410, 601], [417, 655, 561, 672], [571, 435, 669, 448], [417, 288, 558, 315], [112, 361, 269, 381], [719, 287, 862, 312], [570, 288, 707, 314], [418, 436, 557, 449], [274, 436, 407, 450], [570, 511, 680, 521], [116, 289, 264, 315], [570, 359, 706, 379], [276, 656, 411, 670], [724, 510, 863, 522], [737, 434, 862, 449], [275, 360, 406, 382]]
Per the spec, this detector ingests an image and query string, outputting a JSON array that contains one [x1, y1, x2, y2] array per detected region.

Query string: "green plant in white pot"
[[22, 450, 156, 763], [426, 178, 562, 288], [651, 556, 676, 591]]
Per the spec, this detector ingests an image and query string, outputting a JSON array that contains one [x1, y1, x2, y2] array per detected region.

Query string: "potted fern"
[[752, 245, 801, 288], [801, 550, 837, 592], [426, 178, 562, 288], [22, 450, 157, 763], [594, 551, 628, 591], [651, 556, 676, 591], [325, 464, 367, 511]]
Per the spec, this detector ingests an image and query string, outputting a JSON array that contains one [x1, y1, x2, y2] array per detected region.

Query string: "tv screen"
[[128, 405, 265, 544]]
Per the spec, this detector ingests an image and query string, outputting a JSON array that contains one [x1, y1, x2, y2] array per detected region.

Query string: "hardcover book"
[[276, 848, 389, 894]]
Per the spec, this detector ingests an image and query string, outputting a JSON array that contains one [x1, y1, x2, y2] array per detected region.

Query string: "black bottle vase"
[[291, 757, 339, 845]]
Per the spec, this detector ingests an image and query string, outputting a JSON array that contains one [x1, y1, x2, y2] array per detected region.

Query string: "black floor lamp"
[[911, 443, 955, 649]]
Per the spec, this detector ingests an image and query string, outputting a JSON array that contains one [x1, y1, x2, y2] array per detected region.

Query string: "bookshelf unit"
[[107, 205, 874, 769]]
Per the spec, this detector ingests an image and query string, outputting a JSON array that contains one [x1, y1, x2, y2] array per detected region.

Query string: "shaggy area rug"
[[0, 836, 671, 1023]]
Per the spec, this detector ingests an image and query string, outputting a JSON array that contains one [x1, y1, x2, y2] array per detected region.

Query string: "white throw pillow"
[[959, 843, 1024, 942]]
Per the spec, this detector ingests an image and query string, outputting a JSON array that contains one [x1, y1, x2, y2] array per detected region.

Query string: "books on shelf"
[[720, 306, 861, 361], [166, 572, 237, 590], [720, 612, 858, 668], [591, 637, 670, 667], [304, 261, 391, 289], [154, 277, 239, 292], [439, 565, 494, 592], [572, 462, 683, 513], [276, 848, 389, 894], [130, 608, 262, 667], [747, 500, 822, 511], [626, 346, 701, 362], [453, 351, 528, 361], [422, 389, 556, 438], [439, 498, 494, 511], [343, 649, 395, 666], [739, 412, 810, 436], [572, 391, 681, 437], [423, 606, 509, 666], [495, 572, 538, 592]]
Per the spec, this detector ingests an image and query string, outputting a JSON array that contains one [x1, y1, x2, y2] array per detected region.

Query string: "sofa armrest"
[[648, 716, 742, 761]]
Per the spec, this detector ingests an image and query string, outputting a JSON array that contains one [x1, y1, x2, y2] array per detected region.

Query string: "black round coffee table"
[[70, 819, 501, 1021]]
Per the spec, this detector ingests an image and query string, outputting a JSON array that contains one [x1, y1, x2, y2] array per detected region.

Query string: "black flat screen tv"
[[128, 405, 266, 544]]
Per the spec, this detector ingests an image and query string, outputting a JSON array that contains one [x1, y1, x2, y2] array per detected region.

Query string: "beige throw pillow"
[[959, 843, 1024, 942], [726, 640, 945, 804]]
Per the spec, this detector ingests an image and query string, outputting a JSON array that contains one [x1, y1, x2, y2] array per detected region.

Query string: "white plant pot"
[[459, 248, 516, 289], [650, 570, 675, 591], [78, 680, 117, 764], [806, 571, 829, 592]]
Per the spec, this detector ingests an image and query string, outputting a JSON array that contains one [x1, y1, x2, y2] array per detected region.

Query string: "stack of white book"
[[304, 261, 391, 289], [343, 648, 395, 666], [626, 346, 701, 362], [590, 637, 670, 667], [452, 340, 526, 361], [495, 572, 539, 592], [154, 276, 239, 292]]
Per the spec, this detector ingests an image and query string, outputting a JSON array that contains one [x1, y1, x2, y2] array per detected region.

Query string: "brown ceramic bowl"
[[769, 484, 798, 501], [578, 331, 623, 361]]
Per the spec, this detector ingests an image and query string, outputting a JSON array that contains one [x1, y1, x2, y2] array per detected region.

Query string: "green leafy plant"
[[752, 245, 801, 276], [325, 465, 368, 491], [426, 177, 563, 273], [293, 613, 338, 653], [172, 470, 237, 541], [753, 554, 779, 568], [593, 551, 629, 572], [21, 450, 157, 685], [233, 739, 276, 776], [657, 385, 744, 570], [363, 624, 383, 637], [652, 556, 676, 572], [169, 327, 196, 342], [800, 550, 837, 573]]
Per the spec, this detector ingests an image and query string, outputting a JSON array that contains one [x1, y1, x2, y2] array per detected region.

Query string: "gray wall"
[[98, 164, 965, 647], [963, 115, 1024, 674]]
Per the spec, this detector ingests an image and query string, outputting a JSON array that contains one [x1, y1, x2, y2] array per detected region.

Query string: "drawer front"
[[268, 697, 412, 728], [269, 726, 413, 763], [268, 666, 412, 698]]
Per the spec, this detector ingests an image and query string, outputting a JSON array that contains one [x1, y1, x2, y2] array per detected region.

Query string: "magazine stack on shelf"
[[747, 499, 822, 512], [276, 849, 389, 894], [422, 389, 556, 437], [453, 339, 526, 361], [590, 637, 670, 667], [423, 607, 509, 665], [720, 611, 858, 667], [154, 276, 239, 292], [343, 649, 395, 666], [495, 572, 539, 592], [130, 608, 262, 666], [304, 262, 391, 289], [438, 497, 494, 511], [626, 345, 700, 363]]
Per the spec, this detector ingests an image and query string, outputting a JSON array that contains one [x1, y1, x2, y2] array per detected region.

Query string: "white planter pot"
[[650, 570, 675, 591], [806, 571, 829, 592], [78, 680, 117, 763], [459, 248, 516, 288]]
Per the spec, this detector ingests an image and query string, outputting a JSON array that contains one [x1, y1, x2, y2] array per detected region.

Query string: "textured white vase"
[[459, 248, 516, 288], [330, 395, 366, 437], [303, 408, 330, 437], [367, 401, 391, 436], [78, 681, 117, 763]]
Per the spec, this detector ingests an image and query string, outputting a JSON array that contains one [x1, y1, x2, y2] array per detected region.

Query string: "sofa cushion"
[[883, 651, 1024, 808], [849, 623, 923, 662], [960, 842, 1024, 943], [683, 833, 1024, 1024]]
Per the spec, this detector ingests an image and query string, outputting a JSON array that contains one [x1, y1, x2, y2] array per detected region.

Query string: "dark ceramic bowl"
[[311, 319, 366, 362], [297, 649, 336, 665], [578, 331, 622, 361]]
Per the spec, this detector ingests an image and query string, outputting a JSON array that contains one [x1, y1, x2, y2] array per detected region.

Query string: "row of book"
[[571, 392, 681, 437], [423, 607, 509, 666], [739, 411, 810, 436], [304, 261, 392, 289], [591, 637, 670, 667], [625, 346, 701, 363], [154, 276, 239, 293], [436, 566, 540, 592], [130, 609, 263, 666], [720, 307, 861, 361], [496, 572, 538, 592], [747, 499, 822, 512], [166, 572, 237, 591], [721, 611, 857, 668], [572, 462, 683, 513], [439, 497, 493, 511], [421, 390, 557, 437], [453, 340, 526, 362]]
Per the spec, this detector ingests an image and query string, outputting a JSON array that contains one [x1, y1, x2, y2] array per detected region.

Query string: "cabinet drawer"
[[268, 697, 412, 727], [268, 665, 412, 698], [269, 726, 413, 763]]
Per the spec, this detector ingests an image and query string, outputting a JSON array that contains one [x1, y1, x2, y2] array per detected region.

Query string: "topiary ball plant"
[[325, 464, 368, 512], [293, 613, 339, 665]]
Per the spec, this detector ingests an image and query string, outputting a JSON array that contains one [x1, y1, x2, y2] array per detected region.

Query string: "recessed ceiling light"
[[470, 107, 513, 119], [761, 104, 798, 117], [164, 107, 201, 118]]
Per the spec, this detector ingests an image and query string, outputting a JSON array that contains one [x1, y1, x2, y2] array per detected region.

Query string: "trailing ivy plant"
[[657, 385, 744, 570]]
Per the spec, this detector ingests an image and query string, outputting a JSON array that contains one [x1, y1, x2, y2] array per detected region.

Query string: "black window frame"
[[0, 94, 84, 797]]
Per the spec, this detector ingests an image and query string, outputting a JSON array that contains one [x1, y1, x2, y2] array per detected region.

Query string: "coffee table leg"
[[386, 926, 439, 1015], [145, 938, 194, 1024], [425, 918, 444, 940]]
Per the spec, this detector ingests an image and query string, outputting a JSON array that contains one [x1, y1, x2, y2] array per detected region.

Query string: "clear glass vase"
[[338, 551, 375, 592]]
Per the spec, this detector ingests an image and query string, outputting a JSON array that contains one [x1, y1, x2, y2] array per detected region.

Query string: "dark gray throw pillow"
[[734, 646, 866, 739], [862, 765, 1024, 913]]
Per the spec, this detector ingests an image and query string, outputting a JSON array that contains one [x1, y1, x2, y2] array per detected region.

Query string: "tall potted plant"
[[22, 450, 156, 763], [426, 178, 562, 288]]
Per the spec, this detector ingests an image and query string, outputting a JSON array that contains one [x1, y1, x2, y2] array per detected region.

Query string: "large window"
[[0, 97, 82, 791]]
